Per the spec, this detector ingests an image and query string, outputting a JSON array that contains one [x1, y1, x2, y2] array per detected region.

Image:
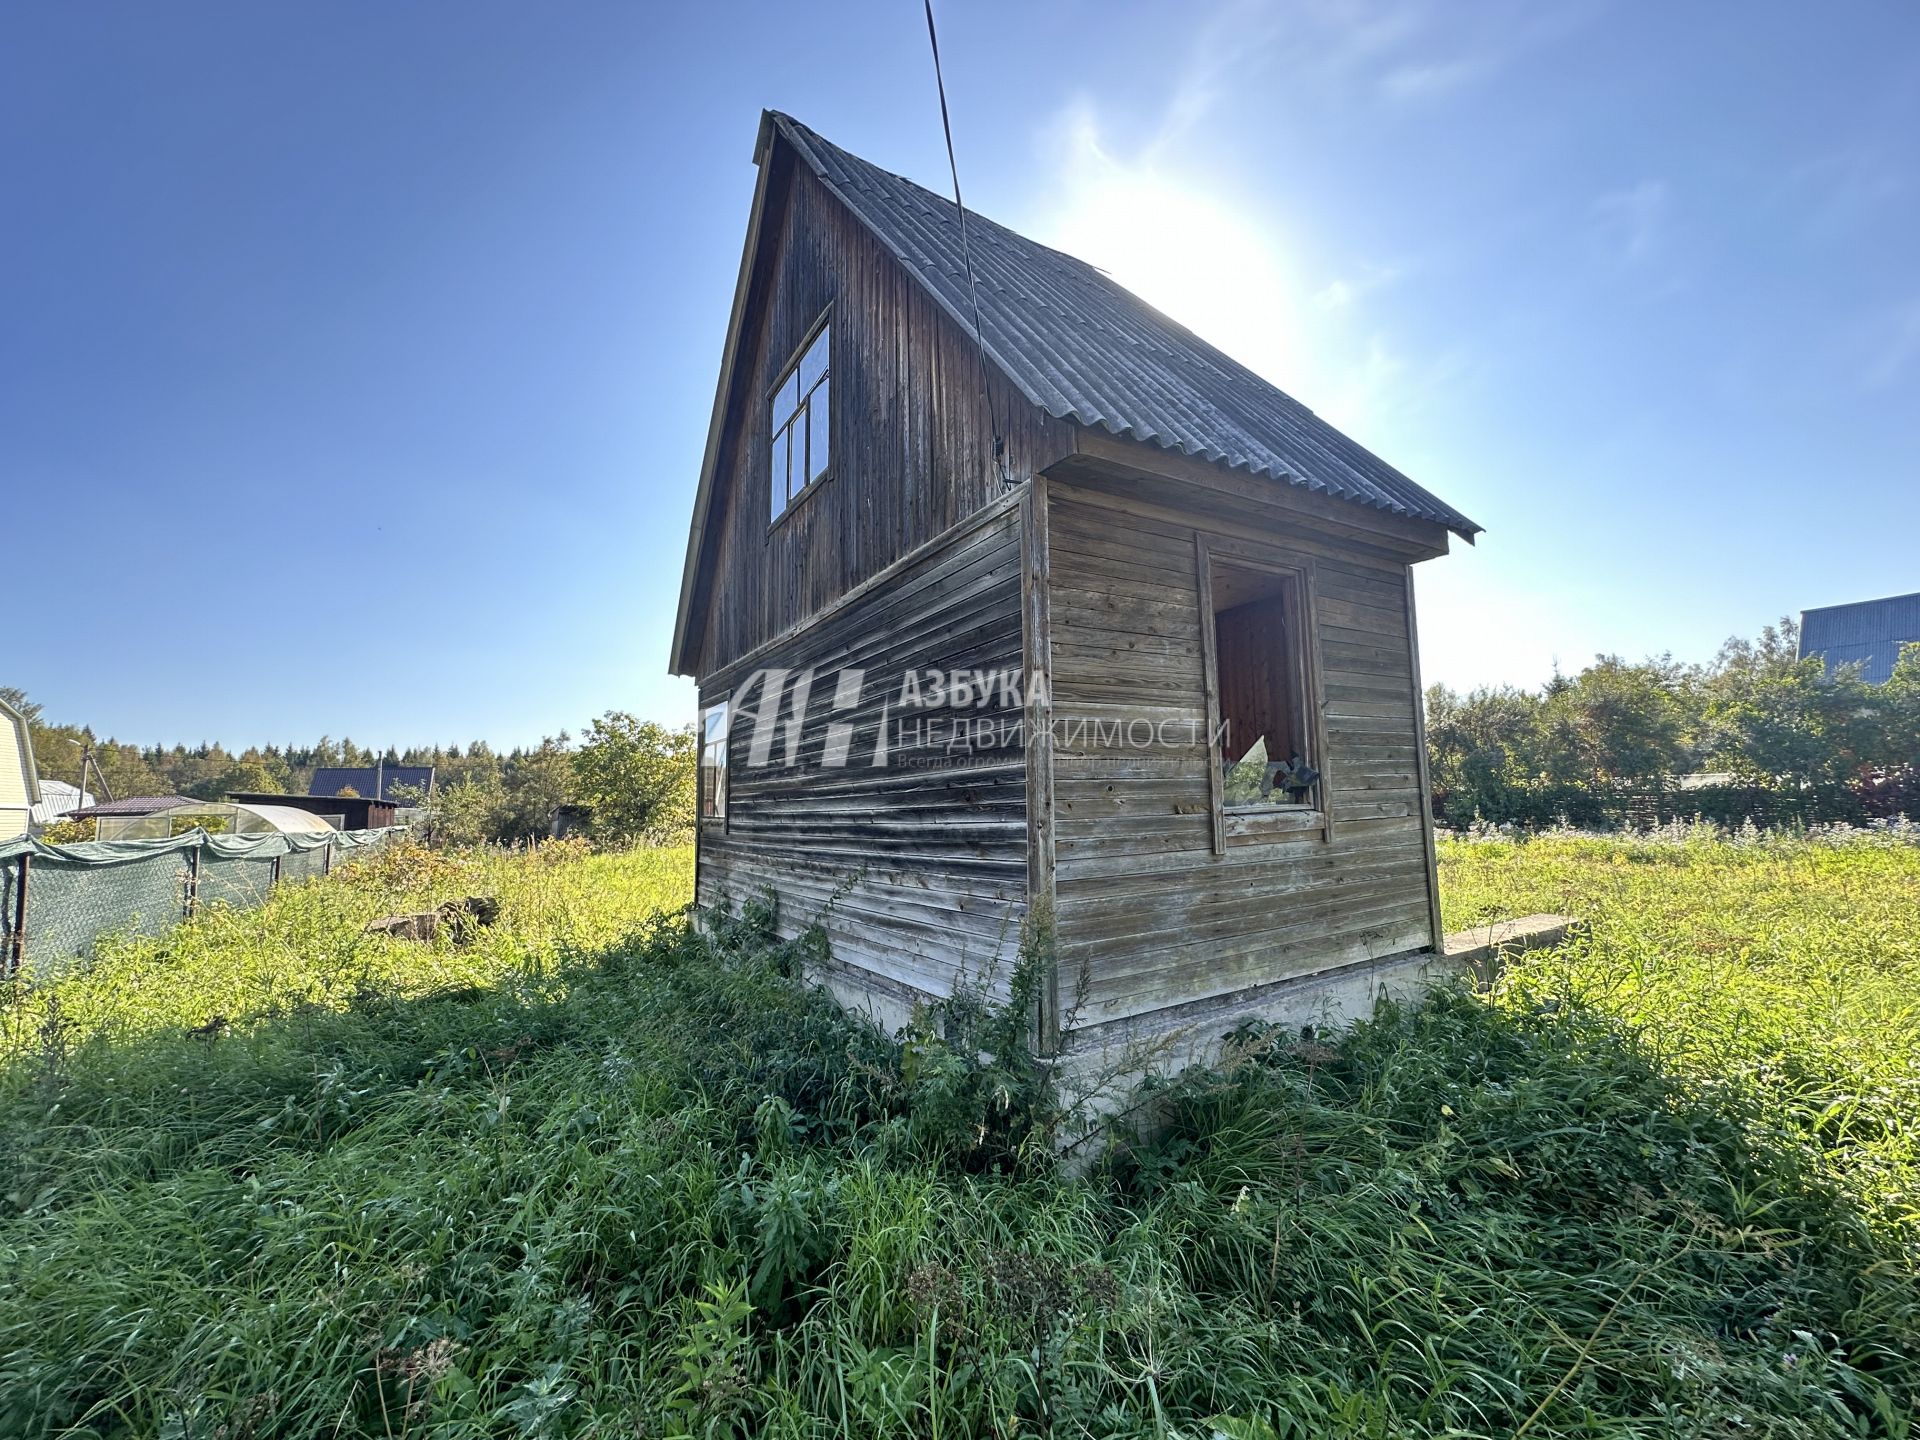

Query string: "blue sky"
[[6, 1, 1917, 750]]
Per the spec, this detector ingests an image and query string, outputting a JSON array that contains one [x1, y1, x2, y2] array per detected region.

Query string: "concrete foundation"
[[1049, 913, 1578, 1159], [712, 898, 1579, 1163]]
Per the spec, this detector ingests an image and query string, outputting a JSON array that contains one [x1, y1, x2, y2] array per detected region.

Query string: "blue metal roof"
[[1800, 592, 1920, 684], [308, 766, 435, 803], [771, 112, 1482, 542]]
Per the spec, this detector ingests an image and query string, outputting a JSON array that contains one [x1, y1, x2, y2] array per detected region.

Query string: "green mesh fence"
[[0, 828, 400, 985], [278, 845, 330, 886], [196, 852, 281, 913]]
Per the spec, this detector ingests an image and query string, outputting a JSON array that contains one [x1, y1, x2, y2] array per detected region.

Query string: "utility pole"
[[66, 737, 114, 806], [85, 743, 114, 805]]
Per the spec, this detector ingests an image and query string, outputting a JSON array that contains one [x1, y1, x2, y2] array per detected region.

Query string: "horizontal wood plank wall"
[[1048, 481, 1434, 1028], [695, 163, 1072, 678], [698, 507, 1028, 1007]]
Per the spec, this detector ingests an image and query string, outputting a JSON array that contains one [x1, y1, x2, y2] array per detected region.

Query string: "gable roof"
[[308, 765, 435, 803], [774, 113, 1479, 540], [672, 111, 1481, 675]]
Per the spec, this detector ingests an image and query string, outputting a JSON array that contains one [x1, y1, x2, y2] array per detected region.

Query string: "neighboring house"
[[0, 698, 40, 841], [307, 765, 435, 804], [31, 779, 94, 829], [226, 791, 397, 831], [1800, 592, 1920, 684], [670, 113, 1481, 1056]]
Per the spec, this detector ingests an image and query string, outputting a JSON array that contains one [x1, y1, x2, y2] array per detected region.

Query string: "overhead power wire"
[[922, 0, 1007, 480]]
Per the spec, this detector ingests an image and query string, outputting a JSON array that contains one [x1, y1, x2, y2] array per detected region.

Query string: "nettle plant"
[[894, 939, 1061, 1173], [699, 887, 1064, 1173]]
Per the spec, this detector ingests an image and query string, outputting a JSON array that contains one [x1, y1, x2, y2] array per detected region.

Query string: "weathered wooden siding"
[[694, 159, 1071, 678], [1047, 481, 1435, 1029], [698, 501, 1028, 1007]]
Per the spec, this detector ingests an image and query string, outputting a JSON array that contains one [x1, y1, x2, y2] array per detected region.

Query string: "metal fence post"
[[271, 855, 282, 888], [7, 853, 27, 980], [184, 844, 200, 920]]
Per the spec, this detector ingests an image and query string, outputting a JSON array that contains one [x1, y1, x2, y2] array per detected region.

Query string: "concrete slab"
[[1442, 913, 1580, 985], [1048, 912, 1579, 1162]]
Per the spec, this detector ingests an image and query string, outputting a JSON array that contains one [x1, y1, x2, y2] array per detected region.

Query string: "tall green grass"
[[1443, 825, 1920, 1246], [1, 833, 1915, 1437]]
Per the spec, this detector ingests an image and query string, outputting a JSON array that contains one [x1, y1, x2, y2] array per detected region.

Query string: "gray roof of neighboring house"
[[308, 765, 435, 803], [1800, 591, 1920, 685], [770, 112, 1482, 542], [65, 794, 199, 818], [32, 779, 92, 827]]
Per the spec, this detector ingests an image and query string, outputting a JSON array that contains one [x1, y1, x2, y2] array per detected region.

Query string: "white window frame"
[[699, 700, 729, 826]]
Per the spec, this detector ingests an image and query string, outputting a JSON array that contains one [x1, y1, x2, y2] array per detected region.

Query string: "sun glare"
[[1027, 104, 1411, 439], [1033, 110, 1305, 402]]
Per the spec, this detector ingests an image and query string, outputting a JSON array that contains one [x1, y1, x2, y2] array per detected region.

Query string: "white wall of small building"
[[0, 706, 37, 841]]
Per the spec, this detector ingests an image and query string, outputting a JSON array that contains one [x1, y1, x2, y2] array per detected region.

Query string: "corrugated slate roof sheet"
[[772, 112, 1481, 541], [65, 795, 198, 818], [32, 780, 92, 827], [308, 766, 435, 803], [1800, 591, 1920, 685]]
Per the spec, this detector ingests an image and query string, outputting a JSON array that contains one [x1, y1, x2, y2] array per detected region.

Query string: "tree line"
[[1426, 620, 1920, 828], [12, 613, 1916, 848], [2, 689, 695, 847]]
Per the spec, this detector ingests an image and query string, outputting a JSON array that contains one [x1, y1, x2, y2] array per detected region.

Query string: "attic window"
[[769, 318, 831, 521], [1200, 546, 1327, 847]]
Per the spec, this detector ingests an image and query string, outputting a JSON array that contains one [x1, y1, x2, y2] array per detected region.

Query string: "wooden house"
[[670, 113, 1482, 1059]]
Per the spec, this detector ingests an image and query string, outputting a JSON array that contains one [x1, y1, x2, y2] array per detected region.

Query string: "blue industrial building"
[[1800, 592, 1920, 684]]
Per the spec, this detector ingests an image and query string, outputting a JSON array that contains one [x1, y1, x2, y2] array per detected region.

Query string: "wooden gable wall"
[[692, 153, 1073, 681]]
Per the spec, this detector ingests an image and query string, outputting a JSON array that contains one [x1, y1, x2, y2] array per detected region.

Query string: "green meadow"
[[2, 830, 1917, 1438]]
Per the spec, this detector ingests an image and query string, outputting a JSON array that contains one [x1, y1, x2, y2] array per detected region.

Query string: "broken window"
[[1207, 556, 1320, 812], [699, 701, 729, 823]]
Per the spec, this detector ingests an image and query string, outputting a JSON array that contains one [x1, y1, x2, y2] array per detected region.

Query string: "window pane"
[[1222, 735, 1270, 806], [700, 704, 729, 819], [808, 378, 830, 484], [769, 424, 788, 520], [798, 324, 829, 395], [780, 369, 802, 424]]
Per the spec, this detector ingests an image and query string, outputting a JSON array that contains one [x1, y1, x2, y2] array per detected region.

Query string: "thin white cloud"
[[1865, 299, 1920, 389], [1785, 146, 1907, 242], [1379, 54, 1496, 101], [1314, 261, 1404, 312], [1368, 0, 1599, 103], [1316, 279, 1357, 311], [1591, 180, 1670, 265]]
